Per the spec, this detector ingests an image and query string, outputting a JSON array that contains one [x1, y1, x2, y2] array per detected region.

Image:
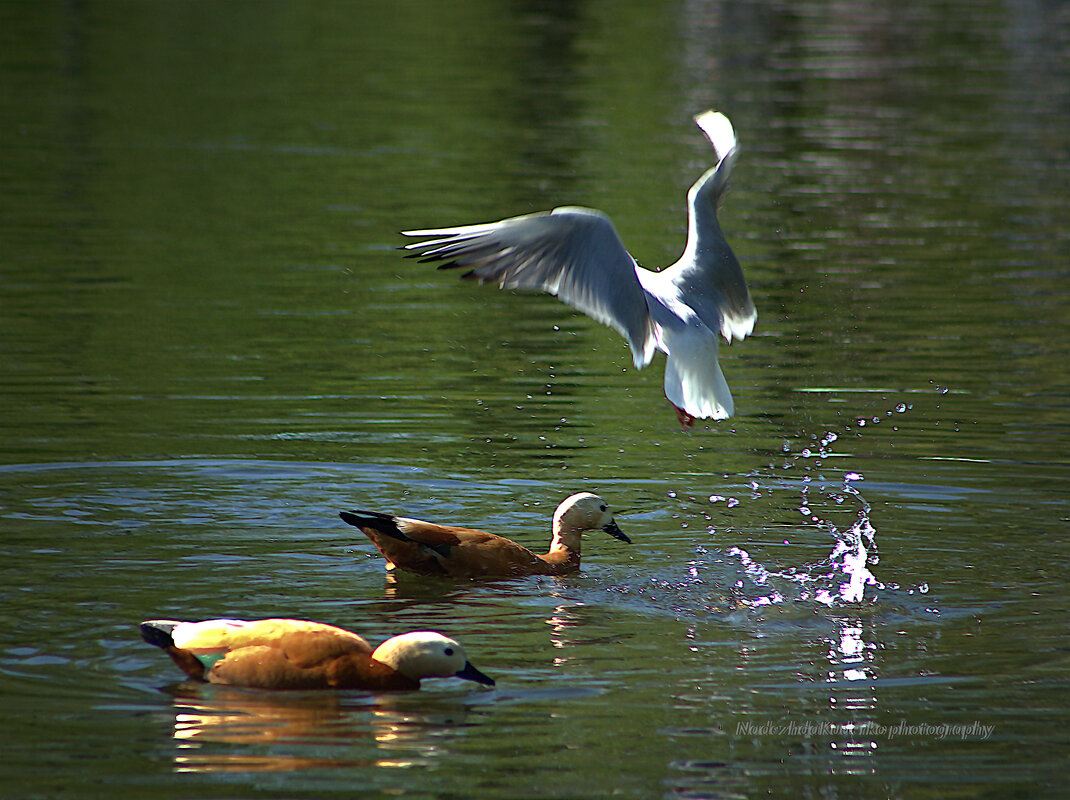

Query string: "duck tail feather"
[[339, 511, 414, 543], [139, 620, 181, 649]]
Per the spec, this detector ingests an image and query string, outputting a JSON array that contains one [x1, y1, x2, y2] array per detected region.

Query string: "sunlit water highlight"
[[567, 399, 931, 628]]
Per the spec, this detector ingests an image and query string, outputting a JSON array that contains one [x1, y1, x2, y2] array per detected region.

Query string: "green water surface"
[[1, 1, 1068, 797]]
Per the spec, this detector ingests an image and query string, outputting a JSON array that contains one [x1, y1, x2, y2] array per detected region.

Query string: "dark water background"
[[1, 1, 1068, 797]]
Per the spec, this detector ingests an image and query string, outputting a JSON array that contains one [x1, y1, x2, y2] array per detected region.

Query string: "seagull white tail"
[[660, 326, 733, 420]]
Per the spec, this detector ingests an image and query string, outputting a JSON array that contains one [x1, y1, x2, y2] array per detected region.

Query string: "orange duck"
[[139, 618, 494, 691], [340, 491, 629, 579]]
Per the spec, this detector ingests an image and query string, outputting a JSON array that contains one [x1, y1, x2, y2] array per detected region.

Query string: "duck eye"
[[600, 504, 607, 512], [444, 647, 455, 656]]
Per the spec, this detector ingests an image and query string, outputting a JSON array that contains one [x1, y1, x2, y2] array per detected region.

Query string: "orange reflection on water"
[[164, 684, 467, 774]]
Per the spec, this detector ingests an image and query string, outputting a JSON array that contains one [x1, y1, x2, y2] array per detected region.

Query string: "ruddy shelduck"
[[401, 110, 756, 425], [139, 618, 494, 691], [340, 491, 629, 578]]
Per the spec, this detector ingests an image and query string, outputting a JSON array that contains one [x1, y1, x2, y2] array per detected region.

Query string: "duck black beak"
[[603, 519, 631, 544], [455, 661, 495, 686]]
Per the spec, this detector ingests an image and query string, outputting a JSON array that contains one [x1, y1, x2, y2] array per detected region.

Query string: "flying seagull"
[[402, 110, 756, 426]]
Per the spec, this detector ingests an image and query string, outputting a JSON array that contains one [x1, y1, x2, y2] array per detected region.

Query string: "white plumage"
[[403, 110, 756, 424]]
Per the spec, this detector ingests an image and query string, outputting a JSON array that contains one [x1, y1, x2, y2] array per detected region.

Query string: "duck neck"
[[545, 521, 583, 571], [370, 638, 411, 675]]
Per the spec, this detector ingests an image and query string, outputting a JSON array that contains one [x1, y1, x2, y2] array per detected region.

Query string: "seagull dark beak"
[[602, 519, 631, 544], [455, 661, 495, 686]]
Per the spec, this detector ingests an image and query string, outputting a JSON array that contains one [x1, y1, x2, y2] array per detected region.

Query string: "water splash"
[[573, 397, 932, 619], [724, 471, 881, 609], [619, 397, 932, 616], [702, 396, 925, 611], [589, 476, 884, 618]]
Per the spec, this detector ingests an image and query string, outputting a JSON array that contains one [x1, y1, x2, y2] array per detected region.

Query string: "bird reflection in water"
[[163, 684, 473, 773], [821, 617, 880, 774], [546, 602, 583, 668]]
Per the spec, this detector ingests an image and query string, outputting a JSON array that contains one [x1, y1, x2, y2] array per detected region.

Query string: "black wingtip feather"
[[340, 509, 393, 525], [340, 510, 413, 543], [139, 620, 178, 649], [338, 510, 455, 558]]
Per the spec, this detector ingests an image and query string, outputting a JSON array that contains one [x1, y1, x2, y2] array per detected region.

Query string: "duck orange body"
[[140, 618, 494, 691], [340, 492, 628, 579]]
